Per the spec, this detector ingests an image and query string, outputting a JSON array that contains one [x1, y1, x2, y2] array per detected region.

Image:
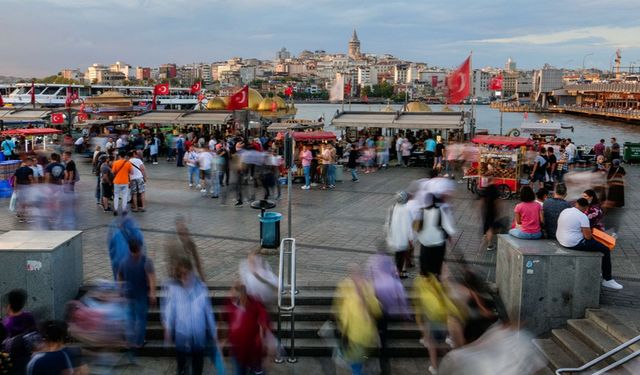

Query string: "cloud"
[[475, 26, 640, 48]]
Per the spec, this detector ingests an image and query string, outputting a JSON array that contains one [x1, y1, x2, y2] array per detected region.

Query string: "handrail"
[[275, 238, 297, 364], [590, 350, 640, 375], [555, 334, 640, 374]]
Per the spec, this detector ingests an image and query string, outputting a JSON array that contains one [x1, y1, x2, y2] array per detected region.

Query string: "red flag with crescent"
[[154, 83, 170, 95], [77, 112, 88, 123], [488, 75, 503, 90], [446, 56, 471, 104], [227, 85, 249, 110], [190, 81, 201, 94], [51, 113, 65, 124]]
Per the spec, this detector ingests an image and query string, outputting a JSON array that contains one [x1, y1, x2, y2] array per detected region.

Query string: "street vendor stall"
[[290, 131, 337, 183], [1, 127, 63, 153], [465, 135, 532, 199]]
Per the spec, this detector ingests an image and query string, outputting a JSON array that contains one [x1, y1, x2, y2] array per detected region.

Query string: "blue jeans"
[[212, 170, 222, 197], [328, 164, 336, 186], [509, 228, 542, 239], [303, 166, 311, 186], [188, 165, 200, 185], [351, 168, 358, 180], [126, 297, 149, 347], [350, 363, 363, 375]]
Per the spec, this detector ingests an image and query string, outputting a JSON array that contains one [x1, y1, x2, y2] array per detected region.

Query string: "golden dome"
[[273, 96, 287, 109], [248, 88, 263, 110], [258, 97, 276, 111], [206, 97, 226, 110], [406, 101, 431, 112], [441, 105, 454, 112]]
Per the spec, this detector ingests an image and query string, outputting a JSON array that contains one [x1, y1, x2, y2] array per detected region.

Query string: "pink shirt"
[[300, 150, 312, 167], [514, 201, 542, 234]]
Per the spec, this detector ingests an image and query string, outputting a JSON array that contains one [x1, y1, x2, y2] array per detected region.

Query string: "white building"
[[239, 66, 256, 83], [472, 69, 492, 99], [110, 61, 134, 80], [357, 66, 378, 87], [85, 64, 109, 83], [393, 64, 409, 84], [533, 66, 564, 106]]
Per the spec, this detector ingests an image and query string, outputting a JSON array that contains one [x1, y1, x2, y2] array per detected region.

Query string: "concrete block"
[[496, 235, 601, 336], [0, 231, 83, 320]]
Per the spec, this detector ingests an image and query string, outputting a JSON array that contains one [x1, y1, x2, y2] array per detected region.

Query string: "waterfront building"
[[472, 69, 492, 99], [357, 66, 378, 88], [393, 64, 409, 84], [276, 47, 291, 61], [348, 29, 361, 60], [533, 66, 564, 107], [159, 63, 177, 79], [136, 67, 151, 81], [85, 64, 109, 83], [110, 61, 135, 80], [61, 69, 83, 81]]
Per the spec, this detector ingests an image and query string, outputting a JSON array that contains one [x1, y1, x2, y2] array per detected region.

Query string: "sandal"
[[400, 271, 408, 279]]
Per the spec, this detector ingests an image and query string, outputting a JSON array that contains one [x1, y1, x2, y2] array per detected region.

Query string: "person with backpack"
[[176, 134, 186, 167], [62, 151, 79, 193], [44, 153, 65, 186], [386, 191, 414, 278], [100, 155, 114, 212], [25, 321, 74, 375], [92, 146, 107, 205], [1, 136, 16, 160], [529, 148, 548, 191], [2, 289, 38, 374], [414, 181, 457, 278]]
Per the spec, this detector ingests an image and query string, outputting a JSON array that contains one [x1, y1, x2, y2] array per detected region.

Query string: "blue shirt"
[[118, 254, 154, 300], [425, 139, 436, 153], [2, 139, 15, 156]]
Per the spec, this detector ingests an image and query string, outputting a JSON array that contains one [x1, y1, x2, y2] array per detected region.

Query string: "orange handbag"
[[592, 228, 615, 251]]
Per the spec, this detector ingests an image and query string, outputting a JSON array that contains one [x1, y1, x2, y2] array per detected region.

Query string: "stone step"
[[567, 319, 637, 374], [144, 321, 423, 340], [532, 338, 579, 371], [586, 309, 640, 351], [136, 337, 441, 358], [551, 328, 606, 372]]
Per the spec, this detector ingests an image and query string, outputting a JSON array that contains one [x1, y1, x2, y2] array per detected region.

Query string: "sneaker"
[[487, 245, 495, 251], [189, 183, 193, 188], [196, 184, 202, 189], [103, 207, 112, 212], [153, 162, 158, 165], [428, 365, 438, 375], [301, 185, 310, 190], [211, 195, 219, 199], [310, 183, 318, 187], [445, 336, 456, 348], [234, 201, 243, 207], [200, 189, 207, 193], [602, 279, 623, 290]]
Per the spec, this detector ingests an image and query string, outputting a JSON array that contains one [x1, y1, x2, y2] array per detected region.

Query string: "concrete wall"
[[0, 231, 83, 320], [496, 235, 601, 336]]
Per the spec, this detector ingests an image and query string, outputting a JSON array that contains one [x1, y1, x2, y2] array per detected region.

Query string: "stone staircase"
[[533, 309, 640, 375], [138, 285, 433, 358]]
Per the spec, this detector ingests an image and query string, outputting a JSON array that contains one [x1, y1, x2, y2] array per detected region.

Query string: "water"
[[294, 103, 640, 145]]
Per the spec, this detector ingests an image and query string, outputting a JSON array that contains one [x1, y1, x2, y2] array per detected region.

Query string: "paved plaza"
[[1, 158, 638, 374]]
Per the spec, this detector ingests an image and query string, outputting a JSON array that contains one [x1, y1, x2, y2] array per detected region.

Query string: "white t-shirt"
[[74, 137, 84, 146], [129, 158, 144, 180], [208, 139, 217, 150], [556, 207, 589, 247], [386, 203, 414, 252], [198, 151, 213, 171], [566, 143, 577, 160], [396, 137, 404, 151]]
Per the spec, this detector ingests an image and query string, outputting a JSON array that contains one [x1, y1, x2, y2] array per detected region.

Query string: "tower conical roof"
[[350, 29, 359, 42]]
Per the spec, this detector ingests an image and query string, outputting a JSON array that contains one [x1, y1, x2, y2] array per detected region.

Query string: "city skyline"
[[3, 0, 640, 77]]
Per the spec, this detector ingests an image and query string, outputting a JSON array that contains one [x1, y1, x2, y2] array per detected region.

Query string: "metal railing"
[[555, 334, 640, 374], [275, 238, 298, 364]]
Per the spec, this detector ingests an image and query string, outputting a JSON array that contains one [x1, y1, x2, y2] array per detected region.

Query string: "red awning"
[[1, 128, 63, 136], [472, 135, 532, 147], [292, 131, 337, 142]]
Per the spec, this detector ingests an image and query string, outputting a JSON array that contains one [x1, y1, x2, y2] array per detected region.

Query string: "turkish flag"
[[227, 85, 249, 110], [0, 95, 3, 106], [488, 75, 503, 90], [344, 81, 352, 97], [190, 81, 201, 94], [65, 86, 73, 107], [51, 113, 65, 124], [284, 86, 293, 97], [77, 112, 88, 122], [154, 83, 170, 95], [432, 75, 439, 88], [446, 56, 471, 104]]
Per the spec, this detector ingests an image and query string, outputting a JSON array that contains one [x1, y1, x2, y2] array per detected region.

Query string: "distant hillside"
[[0, 75, 27, 84]]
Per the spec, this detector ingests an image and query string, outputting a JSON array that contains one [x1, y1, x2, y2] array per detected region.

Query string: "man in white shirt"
[[74, 136, 85, 154], [128, 150, 147, 212], [395, 135, 405, 166], [208, 137, 217, 151], [565, 138, 577, 166], [197, 149, 214, 196], [556, 198, 622, 290]]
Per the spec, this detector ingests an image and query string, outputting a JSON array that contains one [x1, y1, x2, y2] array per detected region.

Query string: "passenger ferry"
[[2, 83, 200, 109]]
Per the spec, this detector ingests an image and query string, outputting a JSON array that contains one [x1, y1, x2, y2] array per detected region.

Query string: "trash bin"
[[623, 142, 640, 163], [259, 212, 282, 248]]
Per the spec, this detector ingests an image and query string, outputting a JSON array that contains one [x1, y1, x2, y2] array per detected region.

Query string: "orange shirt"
[[112, 159, 132, 185]]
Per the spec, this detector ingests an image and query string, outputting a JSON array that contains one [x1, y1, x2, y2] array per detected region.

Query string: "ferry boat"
[[2, 83, 200, 109]]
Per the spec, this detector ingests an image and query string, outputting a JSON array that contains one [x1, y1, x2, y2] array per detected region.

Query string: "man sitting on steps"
[[556, 198, 623, 290]]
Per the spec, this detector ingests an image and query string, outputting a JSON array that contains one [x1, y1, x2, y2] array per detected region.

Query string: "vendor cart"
[[466, 135, 532, 199], [1, 127, 64, 153], [290, 131, 337, 183]]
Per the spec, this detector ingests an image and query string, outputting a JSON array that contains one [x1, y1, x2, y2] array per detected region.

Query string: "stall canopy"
[[1, 128, 63, 136], [292, 131, 336, 142], [331, 111, 465, 130], [0, 109, 51, 124], [267, 121, 324, 132], [472, 135, 532, 147], [129, 110, 233, 125]]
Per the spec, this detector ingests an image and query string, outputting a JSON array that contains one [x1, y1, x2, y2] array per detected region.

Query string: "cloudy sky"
[[2, 0, 640, 77]]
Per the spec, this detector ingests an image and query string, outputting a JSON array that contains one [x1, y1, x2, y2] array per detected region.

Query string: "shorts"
[[101, 182, 113, 199], [531, 172, 546, 182], [130, 178, 145, 194], [434, 156, 443, 166]]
